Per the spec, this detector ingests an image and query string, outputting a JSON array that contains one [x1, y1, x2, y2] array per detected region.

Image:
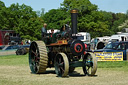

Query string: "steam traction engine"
[[29, 9, 97, 77]]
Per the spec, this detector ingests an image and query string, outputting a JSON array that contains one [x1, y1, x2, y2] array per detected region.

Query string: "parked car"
[[16, 45, 30, 55], [94, 41, 128, 60]]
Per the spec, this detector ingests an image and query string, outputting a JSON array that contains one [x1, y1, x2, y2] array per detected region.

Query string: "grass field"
[[0, 54, 128, 85]]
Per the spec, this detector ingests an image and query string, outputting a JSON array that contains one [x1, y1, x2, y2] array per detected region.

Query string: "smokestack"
[[71, 9, 78, 39]]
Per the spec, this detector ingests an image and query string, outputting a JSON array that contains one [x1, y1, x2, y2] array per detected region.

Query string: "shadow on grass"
[[31, 70, 97, 78], [69, 71, 98, 77], [45, 70, 56, 74], [30, 70, 56, 75]]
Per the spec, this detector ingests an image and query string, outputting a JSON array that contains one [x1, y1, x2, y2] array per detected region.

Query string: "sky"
[[90, 0, 128, 13], [1, 0, 64, 13], [1, 0, 128, 13]]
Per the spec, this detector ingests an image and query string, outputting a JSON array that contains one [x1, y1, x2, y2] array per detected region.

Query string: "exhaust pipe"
[[71, 9, 78, 39]]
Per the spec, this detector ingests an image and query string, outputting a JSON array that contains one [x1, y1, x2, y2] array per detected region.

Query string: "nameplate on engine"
[[72, 34, 82, 36]]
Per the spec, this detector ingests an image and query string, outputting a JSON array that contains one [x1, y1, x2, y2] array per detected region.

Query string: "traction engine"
[[29, 9, 97, 77]]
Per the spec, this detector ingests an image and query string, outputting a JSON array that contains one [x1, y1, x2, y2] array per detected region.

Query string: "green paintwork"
[[69, 61, 93, 67], [70, 61, 85, 67]]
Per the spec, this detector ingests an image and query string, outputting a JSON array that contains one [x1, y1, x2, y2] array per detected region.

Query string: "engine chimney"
[[71, 9, 78, 39]]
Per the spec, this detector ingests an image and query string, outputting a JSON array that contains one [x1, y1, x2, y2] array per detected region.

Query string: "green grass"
[[0, 55, 128, 85], [98, 61, 128, 68], [0, 54, 29, 66], [98, 61, 128, 71], [0, 54, 128, 71]]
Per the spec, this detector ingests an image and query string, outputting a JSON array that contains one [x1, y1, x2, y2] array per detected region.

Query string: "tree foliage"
[[0, 0, 128, 40], [0, 1, 44, 40], [111, 13, 127, 32], [42, 9, 69, 30], [61, 0, 110, 37], [118, 20, 128, 30]]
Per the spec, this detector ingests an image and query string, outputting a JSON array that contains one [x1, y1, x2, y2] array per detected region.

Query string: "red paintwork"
[[74, 43, 83, 53], [0, 31, 2, 45], [0, 30, 15, 45]]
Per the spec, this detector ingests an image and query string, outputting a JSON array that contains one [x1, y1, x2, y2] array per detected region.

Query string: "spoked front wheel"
[[54, 53, 69, 77], [83, 52, 97, 76]]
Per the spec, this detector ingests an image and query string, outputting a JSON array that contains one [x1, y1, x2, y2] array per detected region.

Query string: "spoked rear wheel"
[[54, 53, 69, 77], [29, 41, 48, 74], [83, 52, 97, 76]]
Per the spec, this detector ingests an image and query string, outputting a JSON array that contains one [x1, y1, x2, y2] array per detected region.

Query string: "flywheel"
[[29, 41, 48, 74]]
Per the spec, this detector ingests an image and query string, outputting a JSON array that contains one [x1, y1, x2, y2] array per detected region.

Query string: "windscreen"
[[77, 36, 84, 40], [104, 42, 119, 49]]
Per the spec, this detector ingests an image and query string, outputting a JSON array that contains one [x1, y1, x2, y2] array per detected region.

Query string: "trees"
[[0, 1, 8, 29], [9, 4, 43, 40], [42, 9, 69, 30], [112, 13, 127, 33], [118, 20, 128, 31], [1, 0, 128, 41], [0, 1, 44, 40], [61, 0, 110, 37]]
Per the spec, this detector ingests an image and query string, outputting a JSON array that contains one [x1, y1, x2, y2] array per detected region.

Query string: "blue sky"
[[1, 0, 128, 13], [1, 0, 64, 13], [90, 0, 128, 13]]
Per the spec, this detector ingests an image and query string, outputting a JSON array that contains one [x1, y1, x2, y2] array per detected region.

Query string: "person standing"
[[60, 25, 66, 36], [65, 22, 71, 32], [41, 23, 49, 44], [65, 22, 72, 38], [41, 23, 47, 38]]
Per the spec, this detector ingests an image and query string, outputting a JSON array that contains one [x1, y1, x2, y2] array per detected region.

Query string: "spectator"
[[41, 23, 47, 38], [41, 23, 49, 44], [60, 25, 66, 35], [50, 29, 54, 38], [65, 22, 71, 32]]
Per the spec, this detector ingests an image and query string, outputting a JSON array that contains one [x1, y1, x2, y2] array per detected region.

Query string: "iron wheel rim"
[[83, 52, 97, 76], [29, 42, 40, 73], [54, 53, 69, 77]]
